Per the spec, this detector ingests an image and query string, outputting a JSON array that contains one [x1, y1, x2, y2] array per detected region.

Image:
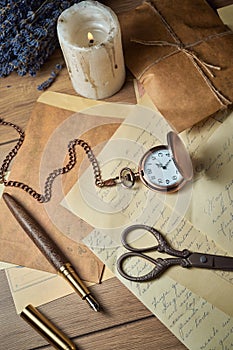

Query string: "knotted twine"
[[131, 1, 232, 108]]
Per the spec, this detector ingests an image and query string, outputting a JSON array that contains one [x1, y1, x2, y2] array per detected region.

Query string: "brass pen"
[[3, 192, 100, 312], [21, 304, 77, 350]]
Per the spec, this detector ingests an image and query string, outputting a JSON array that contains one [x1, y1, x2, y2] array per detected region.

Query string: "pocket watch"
[[118, 131, 193, 193], [0, 118, 192, 202]]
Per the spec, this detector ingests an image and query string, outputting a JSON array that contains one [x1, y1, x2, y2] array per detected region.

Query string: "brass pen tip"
[[85, 294, 100, 312]]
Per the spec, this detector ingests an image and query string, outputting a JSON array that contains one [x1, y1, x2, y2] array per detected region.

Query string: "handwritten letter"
[[84, 230, 233, 350]]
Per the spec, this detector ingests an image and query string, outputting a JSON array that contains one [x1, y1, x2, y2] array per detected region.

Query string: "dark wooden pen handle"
[[3, 193, 67, 270]]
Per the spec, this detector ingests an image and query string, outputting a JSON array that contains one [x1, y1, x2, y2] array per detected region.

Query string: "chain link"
[[0, 118, 118, 203]]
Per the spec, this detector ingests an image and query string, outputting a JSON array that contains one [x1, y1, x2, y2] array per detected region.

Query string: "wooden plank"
[[0, 269, 187, 350], [0, 271, 153, 349], [0, 50, 73, 134], [44, 317, 187, 350]]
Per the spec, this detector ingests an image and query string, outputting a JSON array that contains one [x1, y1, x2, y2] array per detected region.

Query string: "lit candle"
[[87, 32, 94, 46], [57, 1, 125, 99]]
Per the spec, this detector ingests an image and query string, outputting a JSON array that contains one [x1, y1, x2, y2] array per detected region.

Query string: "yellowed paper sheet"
[[6, 267, 73, 313], [133, 79, 156, 110], [83, 230, 233, 350], [218, 4, 233, 31], [185, 113, 233, 252], [63, 102, 233, 316], [133, 78, 232, 257], [38, 91, 129, 118], [0, 262, 15, 270]]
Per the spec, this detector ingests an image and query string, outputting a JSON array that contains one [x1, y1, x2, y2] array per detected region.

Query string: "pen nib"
[[85, 294, 100, 312]]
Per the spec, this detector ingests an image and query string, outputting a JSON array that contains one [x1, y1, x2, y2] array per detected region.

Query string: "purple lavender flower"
[[0, 0, 80, 78]]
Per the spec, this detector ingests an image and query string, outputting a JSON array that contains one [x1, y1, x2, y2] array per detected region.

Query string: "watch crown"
[[120, 168, 138, 188]]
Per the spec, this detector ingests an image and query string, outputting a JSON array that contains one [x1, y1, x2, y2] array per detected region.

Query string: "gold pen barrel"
[[20, 304, 77, 350], [59, 263, 89, 298], [59, 263, 100, 312]]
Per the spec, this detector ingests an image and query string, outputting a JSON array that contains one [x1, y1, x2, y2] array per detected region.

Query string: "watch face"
[[139, 145, 184, 192]]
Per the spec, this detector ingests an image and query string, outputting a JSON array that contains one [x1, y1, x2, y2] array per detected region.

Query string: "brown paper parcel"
[[119, 0, 233, 132], [0, 102, 121, 283]]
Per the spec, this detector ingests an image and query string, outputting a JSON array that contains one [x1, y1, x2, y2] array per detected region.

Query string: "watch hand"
[[155, 162, 163, 168], [163, 159, 172, 169]]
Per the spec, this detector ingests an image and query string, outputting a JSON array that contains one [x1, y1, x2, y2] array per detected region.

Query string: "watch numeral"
[[146, 169, 152, 174], [172, 175, 177, 180], [158, 152, 163, 157], [158, 178, 163, 184], [166, 179, 170, 184]]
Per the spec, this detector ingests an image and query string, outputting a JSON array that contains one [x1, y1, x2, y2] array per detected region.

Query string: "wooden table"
[[0, 1, 232, 349]]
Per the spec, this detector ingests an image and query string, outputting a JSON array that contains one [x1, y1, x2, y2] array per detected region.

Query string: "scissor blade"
[[187, 253, 233, 271]]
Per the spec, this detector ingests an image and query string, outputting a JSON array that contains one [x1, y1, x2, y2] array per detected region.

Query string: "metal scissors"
[[117, 224, 233, 282]]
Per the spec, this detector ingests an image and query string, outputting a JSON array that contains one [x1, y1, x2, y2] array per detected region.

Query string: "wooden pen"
[[3, 192, 100, 312]]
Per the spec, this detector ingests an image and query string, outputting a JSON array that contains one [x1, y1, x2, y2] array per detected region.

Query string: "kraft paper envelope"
[[0, 91, 133, 283], [118, 0, 233, 132]]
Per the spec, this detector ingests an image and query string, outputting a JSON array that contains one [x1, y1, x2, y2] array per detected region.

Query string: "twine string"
[[131, 1, 232, 107]]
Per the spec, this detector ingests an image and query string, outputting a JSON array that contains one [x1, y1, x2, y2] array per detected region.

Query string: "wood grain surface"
[[0, 1, 232, 349], [0, 270, 186, 350]]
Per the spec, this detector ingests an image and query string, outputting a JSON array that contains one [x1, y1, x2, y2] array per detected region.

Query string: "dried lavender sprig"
[[37, 63, 63, 90], [0, 1, 80, 78]]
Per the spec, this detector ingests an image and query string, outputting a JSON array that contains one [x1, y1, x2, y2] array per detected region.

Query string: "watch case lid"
[[167, 131, 193, 181]]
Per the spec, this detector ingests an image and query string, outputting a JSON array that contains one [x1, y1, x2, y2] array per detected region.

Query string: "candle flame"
[[87, 32, 94, 43]]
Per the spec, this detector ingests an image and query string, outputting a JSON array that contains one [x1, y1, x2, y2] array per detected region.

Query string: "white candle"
[[57, 1, 125, 99]]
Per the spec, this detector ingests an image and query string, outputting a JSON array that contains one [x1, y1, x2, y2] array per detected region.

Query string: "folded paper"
[[119, 0, 233, 132], [0, 93, 128, 283]]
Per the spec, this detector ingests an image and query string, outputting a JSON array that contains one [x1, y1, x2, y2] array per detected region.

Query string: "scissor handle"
[[117, 251, 190, 282], [121, 224, 190, 258]]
